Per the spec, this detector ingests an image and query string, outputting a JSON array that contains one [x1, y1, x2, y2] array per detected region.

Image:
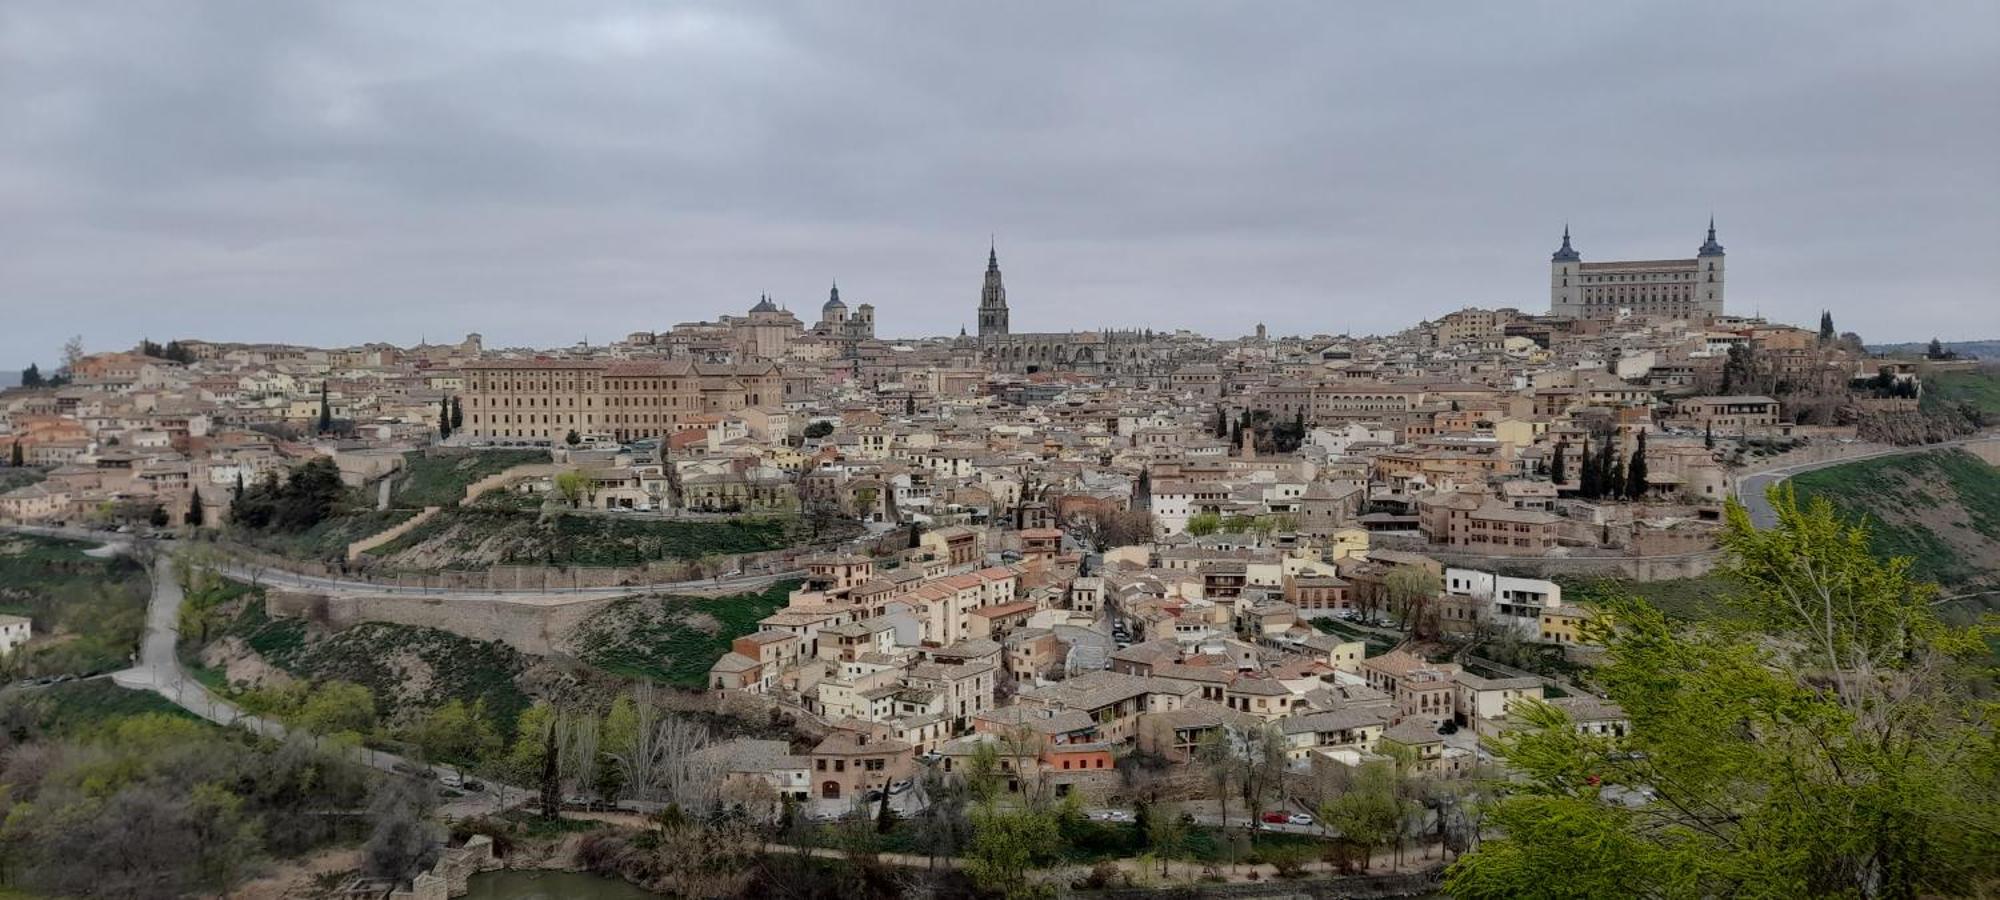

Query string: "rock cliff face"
[[1851, 403, 1979, 446]]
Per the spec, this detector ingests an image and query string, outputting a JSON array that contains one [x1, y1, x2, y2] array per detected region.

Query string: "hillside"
[[1923, 368, 2000, 420], [389, 448, 547, 508], [182, 580, 536, 735], [569, 580, 799, 687], [364, 506, 801, 570], [1869, 339, 2000, 359], [1788, 448, 2000, 589]]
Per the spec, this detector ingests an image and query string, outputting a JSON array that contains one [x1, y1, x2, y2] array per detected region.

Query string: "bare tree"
[[363, 777, 443, 884]]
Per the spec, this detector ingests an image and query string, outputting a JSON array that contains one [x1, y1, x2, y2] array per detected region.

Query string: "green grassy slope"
[[391, 449, 547, 508], [1789, 448, 2000, 589], [572, 580, 799, 687]]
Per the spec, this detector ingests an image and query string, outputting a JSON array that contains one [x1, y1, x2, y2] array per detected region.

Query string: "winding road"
[[1732, 435, 1998, 529], [100, 551, 521, 817]]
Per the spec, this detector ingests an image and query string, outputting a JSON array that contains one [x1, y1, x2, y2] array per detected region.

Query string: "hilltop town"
[[1, 226, 1994, 897]]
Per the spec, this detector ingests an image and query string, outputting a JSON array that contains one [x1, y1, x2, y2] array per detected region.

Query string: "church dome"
[[823, 282, 846, 311]]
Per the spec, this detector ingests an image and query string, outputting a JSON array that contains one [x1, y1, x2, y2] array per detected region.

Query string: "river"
[[462, 869, 662, 899]]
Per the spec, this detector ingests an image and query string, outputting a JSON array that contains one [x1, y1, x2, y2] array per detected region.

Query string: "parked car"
[[439, 771, 464, 789], [1260, 811, 1290, 824], [1288, 813, 1315, 827], [1089, 809, 1135, 823]]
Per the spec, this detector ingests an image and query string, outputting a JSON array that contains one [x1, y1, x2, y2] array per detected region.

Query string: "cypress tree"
[[1627, 431, 1650, 500], [1579, 436, 1599, 499], [450, 396, 463, 431], [186, 488, 204, 527], [1605, 439, 1626, 500], [1704, 423, 1715, 450], [19, 364, 42, 389], [8, 441, 21, 468], [1550, 439, 1568, 487], [438, 396, 452, 440], [317, 382, 333, 434]]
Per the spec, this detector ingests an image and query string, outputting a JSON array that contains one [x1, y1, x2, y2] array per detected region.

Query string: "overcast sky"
[[3, 2, 1996, 369]]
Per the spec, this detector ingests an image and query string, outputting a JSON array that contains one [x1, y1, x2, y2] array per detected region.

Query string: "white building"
[[1443, 568, 1564, 638], [0, 615, 31, 656]]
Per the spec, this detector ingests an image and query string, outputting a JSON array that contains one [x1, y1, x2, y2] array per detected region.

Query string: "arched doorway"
[[821, 781, 841, 800]]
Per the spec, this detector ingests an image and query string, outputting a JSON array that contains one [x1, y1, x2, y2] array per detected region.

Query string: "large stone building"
[[809, 282, 875, 360], [1550, 221, 1726, 320], [975, 245, 1181, 376], [456, 358, 806, 444]]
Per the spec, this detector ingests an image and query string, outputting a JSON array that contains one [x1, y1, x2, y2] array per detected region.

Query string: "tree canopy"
[[1445, 486, 2000, 899]]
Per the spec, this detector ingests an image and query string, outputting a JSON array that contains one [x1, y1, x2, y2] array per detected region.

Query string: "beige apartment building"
[[456, 359, 808, 444]]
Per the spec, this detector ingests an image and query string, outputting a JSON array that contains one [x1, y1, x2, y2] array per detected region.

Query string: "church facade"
[[974, 245, 1173, 376], [1550, 221, 1726, 320]]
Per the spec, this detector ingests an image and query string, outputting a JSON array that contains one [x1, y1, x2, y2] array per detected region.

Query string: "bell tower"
[[977, 241, 1009, 341]]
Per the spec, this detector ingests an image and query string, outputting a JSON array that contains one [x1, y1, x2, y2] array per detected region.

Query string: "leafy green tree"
[[554, 469, 590, 508], [20, 362, 43, 389], [295, 680, 377, 738], [565, 429, 581, 446], [407, 699, 501, 766], [1444, 486, 2000, 899], [1185, 511, 1222, 537], [1146, 802, 1188, 877], [1319, 761, 1400, 872], [803, 420, 834, 440], [965, 806, 1060, 900]]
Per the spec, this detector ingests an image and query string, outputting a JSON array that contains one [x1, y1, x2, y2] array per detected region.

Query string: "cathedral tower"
[[977, 243, 1009, 340]]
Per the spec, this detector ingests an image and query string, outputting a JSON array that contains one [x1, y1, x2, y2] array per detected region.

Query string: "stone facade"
[[1550, 221, 1726, 319]]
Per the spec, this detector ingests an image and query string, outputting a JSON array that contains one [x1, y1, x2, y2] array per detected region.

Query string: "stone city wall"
[[266, 589, 622, 655]]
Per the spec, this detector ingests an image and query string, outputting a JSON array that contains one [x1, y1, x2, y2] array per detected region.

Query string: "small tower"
[[977, 242, 1010, 340], [1698, 218, 1726, 315], [1550, 225, 1583, 317]]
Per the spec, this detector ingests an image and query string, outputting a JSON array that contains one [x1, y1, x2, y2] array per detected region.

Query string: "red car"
[[1260, 811, 1290, 824]]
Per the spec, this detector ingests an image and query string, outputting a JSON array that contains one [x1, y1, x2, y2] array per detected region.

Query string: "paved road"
[[108, 553, 519, 818], [1733, 435, 1997, 529], [6, 524, 799, 601]]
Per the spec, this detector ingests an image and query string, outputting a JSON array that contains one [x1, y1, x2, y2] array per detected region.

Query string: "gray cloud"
[[2, 1, 1996, 367]]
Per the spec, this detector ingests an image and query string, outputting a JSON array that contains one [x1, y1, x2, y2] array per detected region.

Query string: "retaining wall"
[[460, 463, 557, 506], [267, 589, 625, 655], [345, 505, 441, 561]]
